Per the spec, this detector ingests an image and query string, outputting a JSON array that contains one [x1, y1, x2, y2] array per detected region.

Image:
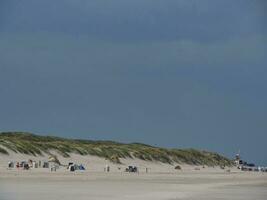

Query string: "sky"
[[0, 0, 266, 165]]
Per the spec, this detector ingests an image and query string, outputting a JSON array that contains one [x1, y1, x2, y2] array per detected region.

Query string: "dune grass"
[[0, 132, 233, 166], [0, 146, 8, 154]]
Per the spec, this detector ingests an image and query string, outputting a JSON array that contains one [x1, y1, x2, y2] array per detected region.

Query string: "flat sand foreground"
[[0, 170, 266, 200]]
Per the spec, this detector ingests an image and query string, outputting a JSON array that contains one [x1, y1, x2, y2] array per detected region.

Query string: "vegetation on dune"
[[0, 146, 8, 154], [0, 132, 233, 166]]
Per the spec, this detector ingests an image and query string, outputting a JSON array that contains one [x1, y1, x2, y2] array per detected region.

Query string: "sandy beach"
[[0, 152, 266, 200]]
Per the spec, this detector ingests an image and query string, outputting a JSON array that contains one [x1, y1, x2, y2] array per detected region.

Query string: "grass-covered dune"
[[0, 132, 233, 166]]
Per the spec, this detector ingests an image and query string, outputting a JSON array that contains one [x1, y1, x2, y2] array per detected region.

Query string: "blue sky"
[[0, 0, 266, 165]]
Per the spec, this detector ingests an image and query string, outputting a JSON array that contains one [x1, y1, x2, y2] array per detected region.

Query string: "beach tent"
[[68, 164, 85, 171], [32, 161, 38, 168], [8, 162, 14, 168], [78, 165, 85, 170], [43, 162, 49, 168], [69, 165, 75, 172], [23, 163, 30, 170], [67, 162, 74, 169], [126, 166, 138, 173]]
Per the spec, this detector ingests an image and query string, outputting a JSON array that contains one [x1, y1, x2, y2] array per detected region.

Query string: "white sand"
[[0, 150, 266, 200]]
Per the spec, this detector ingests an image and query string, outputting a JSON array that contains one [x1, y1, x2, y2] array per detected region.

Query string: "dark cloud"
[[0, 0, 266, 165], [1, 0, 266, 42]]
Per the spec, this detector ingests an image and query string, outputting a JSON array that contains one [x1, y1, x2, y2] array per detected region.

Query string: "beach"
[[1, 1, 266, 199], [0, 170, 266, 200], [0, 153, 266, 200]]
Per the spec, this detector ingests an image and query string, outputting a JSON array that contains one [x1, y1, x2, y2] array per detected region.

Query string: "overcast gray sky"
[[0, 0, 266, 165]]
